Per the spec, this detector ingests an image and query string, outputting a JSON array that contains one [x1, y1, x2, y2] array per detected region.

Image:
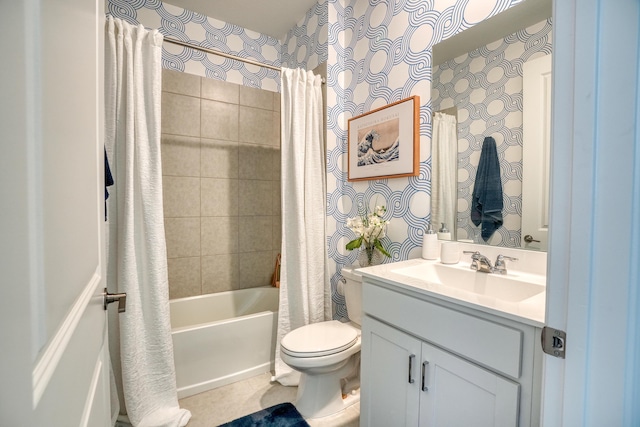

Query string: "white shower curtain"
[[431, 112, 458, 237], [105, 17, 191, 427], [274, 68, 330, 386]]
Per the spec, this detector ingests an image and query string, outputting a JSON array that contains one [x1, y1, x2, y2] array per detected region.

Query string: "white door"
[[0, 0, 112, 426], [542, 0, 640, 424], [361, 316, 422, 427], [522, 54, 552, 252], [418, 341, 520, 427]]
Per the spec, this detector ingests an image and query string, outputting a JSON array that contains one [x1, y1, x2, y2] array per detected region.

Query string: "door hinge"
[[541, 326, 566, 359]]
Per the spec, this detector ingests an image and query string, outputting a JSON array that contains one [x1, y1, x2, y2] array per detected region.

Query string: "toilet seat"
[[281, 320, 358, 358]]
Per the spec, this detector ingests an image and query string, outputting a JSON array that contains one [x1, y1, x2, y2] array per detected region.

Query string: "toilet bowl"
[[280, 267, 362, 419]]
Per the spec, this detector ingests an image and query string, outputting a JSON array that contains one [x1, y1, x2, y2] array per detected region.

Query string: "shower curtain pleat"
[[431, 112, 458, 238], [105, 17, 191, 427], [274, 68, 329, 386]]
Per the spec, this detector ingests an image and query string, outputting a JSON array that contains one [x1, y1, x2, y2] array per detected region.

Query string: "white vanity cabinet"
[[360, 278, 543, 427]]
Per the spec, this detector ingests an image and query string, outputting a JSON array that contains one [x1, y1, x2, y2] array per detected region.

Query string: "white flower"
[[346, 203, 390, 246]]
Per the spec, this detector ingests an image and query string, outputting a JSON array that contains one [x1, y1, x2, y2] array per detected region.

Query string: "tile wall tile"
[[272, 182, 281, 216], [161, 134, 200, 177], [201, 100, 239, 141], [161, 92, 201, 137], [240, 85, 274, 110], [201, 216, 239, 255], [201, 178, 239, 216], [201, 78, 240, 104], [239, 180, 273, 216], [165, 217, 201, 258], [238, 216, 273, 253], [201, 138, 239, 179], [272, 218, 282, 252], [239, 251, 275, 288], [167, 257, 201, 299], [273, 92, 281, 112], [163, 68, 200, 98], [239, 106, 276, 145], [163, 176, 201, 217], [202, 254, 239, 293], [273, 148, 281, 181], [272, 111, 281, 147], [238, 143, 276, 180]]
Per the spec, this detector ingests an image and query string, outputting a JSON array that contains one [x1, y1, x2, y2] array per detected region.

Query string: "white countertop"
[[356, 258, 547, 328]]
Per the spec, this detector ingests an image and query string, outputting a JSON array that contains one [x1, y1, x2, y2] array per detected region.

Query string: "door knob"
[[103, 288, 127, 313], [524, 235, 540, 243]]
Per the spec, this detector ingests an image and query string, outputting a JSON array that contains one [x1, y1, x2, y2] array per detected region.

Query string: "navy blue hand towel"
[[471, 136, 503, 241]]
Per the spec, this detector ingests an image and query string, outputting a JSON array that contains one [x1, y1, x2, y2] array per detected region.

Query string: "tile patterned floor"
[[178, 372, 360, 427]]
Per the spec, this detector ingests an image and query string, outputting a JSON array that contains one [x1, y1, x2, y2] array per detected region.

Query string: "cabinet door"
[[361, 316, 422, 427], [419, 341, 520, 427]]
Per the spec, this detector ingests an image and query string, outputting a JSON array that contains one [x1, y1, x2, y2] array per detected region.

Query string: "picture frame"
[[347, 95, 420, 181]]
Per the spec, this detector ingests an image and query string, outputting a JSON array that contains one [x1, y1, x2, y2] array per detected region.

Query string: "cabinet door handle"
[[421, 361, 430, 392], [408, 354, 416, 384]]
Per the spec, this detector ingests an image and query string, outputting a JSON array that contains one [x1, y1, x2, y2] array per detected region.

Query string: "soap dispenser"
[[422, 223, 439, 260], [438, 223, 452, 240]]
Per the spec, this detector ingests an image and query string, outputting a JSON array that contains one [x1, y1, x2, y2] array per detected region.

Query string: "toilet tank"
[[341, 267, 363, 326]]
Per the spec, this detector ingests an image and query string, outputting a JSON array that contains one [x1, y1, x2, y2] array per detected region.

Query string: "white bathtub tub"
[[170, 287, 279, 398]]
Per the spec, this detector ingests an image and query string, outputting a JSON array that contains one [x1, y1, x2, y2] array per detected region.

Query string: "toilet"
[[280, 267, 363, 419]]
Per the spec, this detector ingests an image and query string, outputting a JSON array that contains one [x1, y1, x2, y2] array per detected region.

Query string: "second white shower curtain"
[[275, 68, 330, 386], [431, 112, 458, 237]]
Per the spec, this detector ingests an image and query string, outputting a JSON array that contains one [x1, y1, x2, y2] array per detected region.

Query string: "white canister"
[[422, 223, 439, 260], [440, 241, 461, 264]]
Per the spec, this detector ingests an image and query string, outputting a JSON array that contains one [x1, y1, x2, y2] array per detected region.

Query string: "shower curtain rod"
[[163, 37, 326, 83], [164, 37, 281, 71]]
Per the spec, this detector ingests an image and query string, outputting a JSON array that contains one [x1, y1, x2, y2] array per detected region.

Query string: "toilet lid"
[[281, 320, 358, 358]]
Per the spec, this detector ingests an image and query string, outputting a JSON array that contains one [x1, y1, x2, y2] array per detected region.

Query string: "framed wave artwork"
[[347, 95, 420, 181]]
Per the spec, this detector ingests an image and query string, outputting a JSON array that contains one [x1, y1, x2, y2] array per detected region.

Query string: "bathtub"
[[170, 287, 279, 398]]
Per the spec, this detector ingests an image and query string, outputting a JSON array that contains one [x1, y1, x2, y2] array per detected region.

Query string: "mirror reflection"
[[431, 0, 552, 251]]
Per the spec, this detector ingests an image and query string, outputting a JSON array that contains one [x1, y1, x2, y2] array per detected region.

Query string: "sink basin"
[[392, 262, 545, 303]]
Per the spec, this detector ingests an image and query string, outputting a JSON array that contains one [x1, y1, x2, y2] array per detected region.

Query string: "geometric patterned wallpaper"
[[107, 0, 327, 91], [433, 18, 552, 248], [282, 0, 328, 71]]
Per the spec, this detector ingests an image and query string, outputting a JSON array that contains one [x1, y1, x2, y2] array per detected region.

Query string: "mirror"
[[430, 0, 552, 251]]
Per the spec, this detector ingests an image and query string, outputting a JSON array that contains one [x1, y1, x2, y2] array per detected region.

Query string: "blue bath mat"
[[219, 402, 309, 427]]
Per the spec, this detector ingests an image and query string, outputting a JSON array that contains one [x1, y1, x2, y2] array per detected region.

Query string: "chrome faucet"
[[463, 251, 494, 273], [463, 251, 518, 274], [493, 254, 518, 275]]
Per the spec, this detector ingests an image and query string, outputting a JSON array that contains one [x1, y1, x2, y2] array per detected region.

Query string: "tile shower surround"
[[161, 68, 282, 299]]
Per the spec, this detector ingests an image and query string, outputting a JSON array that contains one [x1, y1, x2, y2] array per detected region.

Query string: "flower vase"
[[358, 245, 384, 267]]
